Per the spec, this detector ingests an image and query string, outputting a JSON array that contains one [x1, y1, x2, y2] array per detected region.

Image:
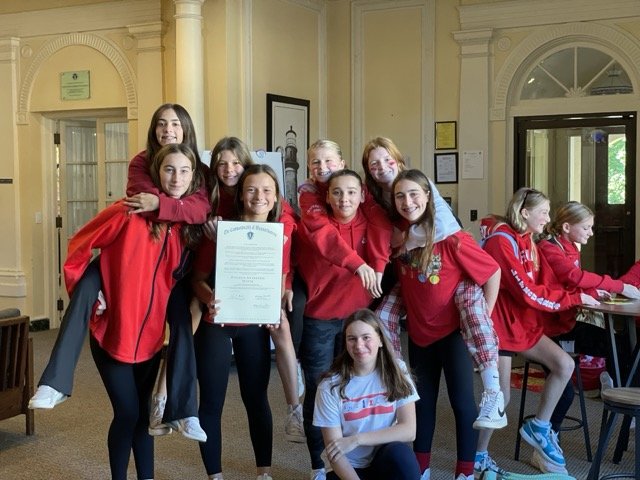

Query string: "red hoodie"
[[538, 235, 624, 336], [298, 180, 391, 273], [296, 209, 373, 320], [480, 217, 582, 351], [127, 150, 211, 224], [64, 201, 186, 363]]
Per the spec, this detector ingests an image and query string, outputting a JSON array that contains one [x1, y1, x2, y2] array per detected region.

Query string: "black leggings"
[[325, 442, 420, 480], [90, 336, 161, 480], [409, 331, 478, 463], [194, 322, 272, 475]]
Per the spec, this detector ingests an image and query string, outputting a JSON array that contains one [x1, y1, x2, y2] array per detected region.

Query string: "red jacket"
[[296, 209, 373, 319], [480, 218, 582, 351], [620, 261, 640, 287], [64, 201, 187, 363], [538, 235, 624, 336], [127, 150, 211, 224], [298, 180, 391, 273]]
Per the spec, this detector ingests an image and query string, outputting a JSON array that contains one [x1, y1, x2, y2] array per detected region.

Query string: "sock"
[[415, 451, 431, 472], [455, 460, 474, 477], [479, 365, 500, 392], [532, 417, 551, 429]]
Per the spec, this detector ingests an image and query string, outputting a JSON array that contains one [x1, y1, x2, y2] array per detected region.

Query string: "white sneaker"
[[256, 475, 273, 480], [168, 416, 207, 442], [531, 449, 569, 474], [310, 468, 326, 480], [473, 390, 507, 429], [455, 475, 473, 480], [297, 361, 305, 398], [28, 385, 68, 409], [148, 394, 172, 436], [420, 468, 430, 480], [285, 404, 305, 443]]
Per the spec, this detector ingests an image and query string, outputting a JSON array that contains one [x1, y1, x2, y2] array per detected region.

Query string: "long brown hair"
[[146, 103, 200, 163], [234, 164, 282, 222], [391, 169, 436, 274], [208, 136, 254, 214], [324, 309, 414, 402], [149, 143, 203, 248]]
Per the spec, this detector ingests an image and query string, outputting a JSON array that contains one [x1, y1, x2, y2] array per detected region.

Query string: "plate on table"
[[603, 297, 632, 305]]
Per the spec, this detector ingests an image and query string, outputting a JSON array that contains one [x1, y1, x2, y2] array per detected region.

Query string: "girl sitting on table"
[[314, 308, 420, 480]]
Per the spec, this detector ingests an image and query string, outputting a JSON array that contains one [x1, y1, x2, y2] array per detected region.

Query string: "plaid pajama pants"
[[375, 280, 499, 369]]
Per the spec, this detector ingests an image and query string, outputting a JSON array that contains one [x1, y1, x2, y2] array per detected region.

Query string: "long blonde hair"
[[544, 201, 594, 237], [208, 136, 254, 215], [505, 187, 549, 234]]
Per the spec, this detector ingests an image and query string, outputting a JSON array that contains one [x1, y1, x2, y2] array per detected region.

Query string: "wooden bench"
[[0, 314, 34, 435]]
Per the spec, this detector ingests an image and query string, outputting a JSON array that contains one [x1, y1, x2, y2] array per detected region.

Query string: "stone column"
[[0, 37, 26, 310], [174, 0, 206, 148], [128, 22, 165, 149], [453, 28, 493, 238]]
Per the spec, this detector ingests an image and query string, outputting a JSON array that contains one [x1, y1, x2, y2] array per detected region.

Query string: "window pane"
[[608, 134, 626, 204]]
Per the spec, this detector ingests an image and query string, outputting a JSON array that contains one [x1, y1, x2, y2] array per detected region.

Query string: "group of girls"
[[29, 101, 640, 480]]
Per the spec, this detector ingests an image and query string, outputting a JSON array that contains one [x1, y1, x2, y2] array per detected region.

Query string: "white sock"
[[479, 365, 500, 392]]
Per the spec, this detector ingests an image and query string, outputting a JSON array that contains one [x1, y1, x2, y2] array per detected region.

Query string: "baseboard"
[[30, 318, 50, 332]]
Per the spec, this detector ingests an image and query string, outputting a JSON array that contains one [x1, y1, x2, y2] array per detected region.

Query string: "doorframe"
[[41, 108, 127, 327]]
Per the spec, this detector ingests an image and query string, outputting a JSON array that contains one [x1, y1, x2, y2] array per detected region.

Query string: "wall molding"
[[351, 0, 435, 168], [17, 32, 138, 124], [0, 0, 161, 38], [458, 0, 640, 31], [0, 269, 26, 298]]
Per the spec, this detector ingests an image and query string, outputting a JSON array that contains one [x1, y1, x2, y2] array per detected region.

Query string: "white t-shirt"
[[313, 360, 419, 469]]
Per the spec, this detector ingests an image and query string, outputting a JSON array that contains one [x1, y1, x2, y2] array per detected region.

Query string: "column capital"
[[174, 0, 205, 20], [453, 28, 493, 57]]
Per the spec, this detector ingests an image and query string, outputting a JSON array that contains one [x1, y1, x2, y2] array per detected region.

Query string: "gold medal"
[[429, 274, 440, 284]]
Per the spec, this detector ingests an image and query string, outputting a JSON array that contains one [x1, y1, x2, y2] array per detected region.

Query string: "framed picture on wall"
[[266, 94, 310, 211], [434, 152, 458, 184], [435, 121, 457, 150]]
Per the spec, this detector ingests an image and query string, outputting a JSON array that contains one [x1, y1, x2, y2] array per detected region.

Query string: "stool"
[[514, 355, 592, 462], [588, 387, 640, 480]]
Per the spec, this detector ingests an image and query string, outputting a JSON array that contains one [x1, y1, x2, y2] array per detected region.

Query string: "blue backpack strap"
[[480, 231, 519, 258]]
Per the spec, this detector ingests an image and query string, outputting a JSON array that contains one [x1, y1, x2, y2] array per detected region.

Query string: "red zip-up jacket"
[[620, 261, 640, 287], [538, 235, 624, 336], [127, 150, 211, 224], [481, 218, 582, 351], [297, 209, 373, 319], [298, 180, 391, 273], [64, 201, 187, 363]]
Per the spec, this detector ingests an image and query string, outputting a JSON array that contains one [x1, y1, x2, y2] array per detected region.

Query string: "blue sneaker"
[[519, 419, 566, 467]]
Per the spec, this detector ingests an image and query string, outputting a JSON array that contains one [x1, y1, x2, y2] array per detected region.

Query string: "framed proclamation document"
[[214, 220, 284, 324]]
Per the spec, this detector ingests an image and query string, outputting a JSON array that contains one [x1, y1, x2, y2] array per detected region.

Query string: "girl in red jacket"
[[190, 164, 290, 480], [30, 104, 211, 443], [535, 201, 640, 473], [297, 169, 385, 480], [69, 143, 201, 480], [477, 188, 599, 477]]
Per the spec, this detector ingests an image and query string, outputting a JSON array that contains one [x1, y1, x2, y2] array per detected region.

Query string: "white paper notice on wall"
[[461, 151, 484, 179]]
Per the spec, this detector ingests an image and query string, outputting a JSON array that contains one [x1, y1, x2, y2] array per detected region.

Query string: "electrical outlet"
[[470, 209, 478, 221]]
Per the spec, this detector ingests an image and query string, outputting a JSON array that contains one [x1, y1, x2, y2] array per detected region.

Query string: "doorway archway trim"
[[492, 22, 640, 121], [17, 32, 137, 124]]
